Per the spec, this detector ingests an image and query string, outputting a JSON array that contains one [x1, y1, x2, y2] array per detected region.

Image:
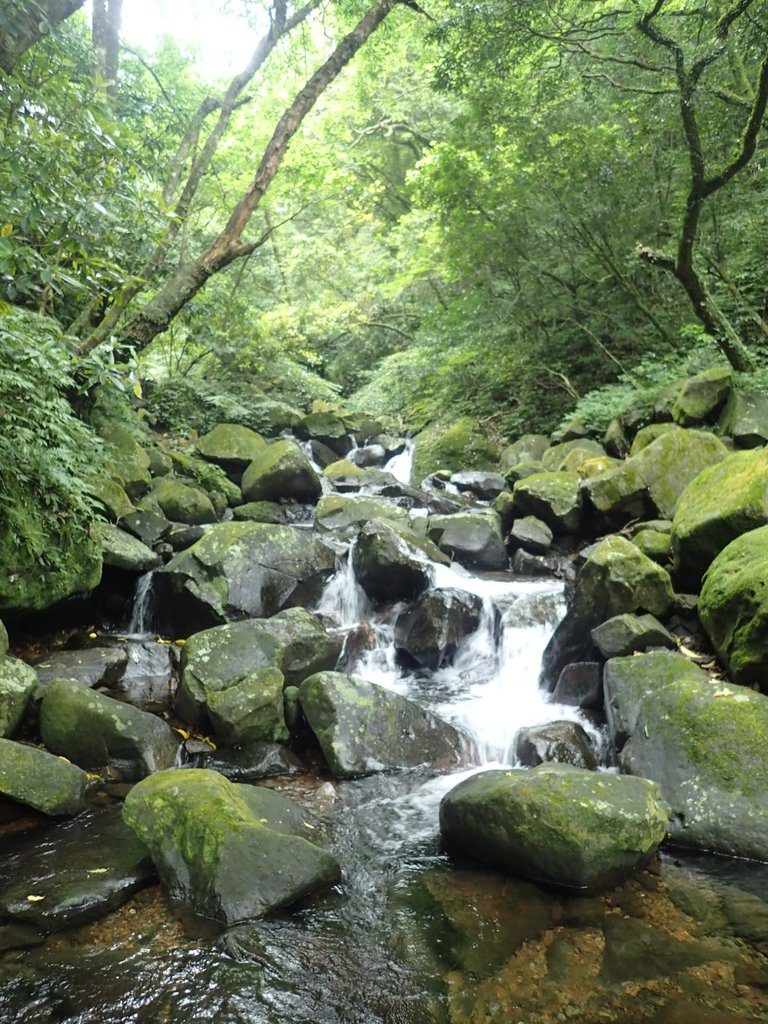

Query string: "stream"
[[2, 448, 768, 1023]]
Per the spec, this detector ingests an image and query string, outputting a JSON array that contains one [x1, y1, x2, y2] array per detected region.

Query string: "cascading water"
[[382, 438, 415, 484], [127, 570, 155, 635]]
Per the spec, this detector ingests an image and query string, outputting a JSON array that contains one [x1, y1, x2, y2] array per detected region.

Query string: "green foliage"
[[0, 306, 103, 567], [144, 377, 276, 436]]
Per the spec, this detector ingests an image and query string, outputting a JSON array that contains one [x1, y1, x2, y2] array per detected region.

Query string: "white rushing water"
[[382, 439, 415, 484], [127, 570, 155, 635]]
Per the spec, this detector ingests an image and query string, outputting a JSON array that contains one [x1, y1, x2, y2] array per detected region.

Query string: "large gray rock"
[[427, 510, 507, 570], [450, 471, 508, 501], [499, 434, 549, 474], [580, 463, 650, 529], [551, 662, 603, 711], [95, 523, 162, 572], [149, 476, 218, 525], [508, 516, 553, 554], [0, 738, 87, 815], [195, 423, 268, 471], [352, 520, 444, 603], [122, 769, 340, 927], [394, 588, 483, 669], [671, 367, 732, 426], [315, 494, 408, 534], [604, 650, 768, 861], [206, 667, 287, 745], [32, 646, 128, 693], [591, 613, 677, 659], [241, 439, 322, 503], [514, 721, 597, 770], [0, 657, 37, 737], [40, 678, 178, 779], [439, 764, 669, 892], [298, 671, 465, 778], [719, 388, 768, 448], [511, 472, 582, 534], [296, 411, 353, 457], [156, 521, 335, 634], [630, 429, 727, 519], [176, 607, 341, 729]]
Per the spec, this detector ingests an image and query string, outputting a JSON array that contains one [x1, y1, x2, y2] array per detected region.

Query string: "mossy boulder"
[[241, 439, 321, 504], [95, 523, 161, 572], [603, 418, 629, 458], [511, 471, 582, 534], [296, 411, 353, 456], [156, 522, 335, 634], [252, 399, 303, 437], [514, 721, 597, 771], [671, 367, 732, 426], [122, 769, 340, 927], [352, 519, 446, 604], [630, 429, 728, 519], [149, 477, 217, 525], [40, 678, 179, 779], [206, 667, 287, 745], [604, 650, 768, 860], [315, 495, 408, 534], [167, 452, 242, 507], [541, 439, 605, 472], [718, 388, 768, 448], [298, 671, 464, 777], [0, 657, 37, 737], [591, 613, 677, 659], [177, 607, 341, 729], [580, 463, 650, 529], [232, 500, 291, 524], [0, 738, 87, 816], [427, 510, 507, 570], [439, 764, 669, 892], [195, 423, 268, 471], [412, 417, 498, 484], [394, 588, 483, 670], [632, 528, 671, 564], [670, 448, 768, 590], [698, 526, 768, 687], [500, 435, 550, 473], [508, 515, 553, 554], [629, 422, 680, 456], [100, 425, 152, 499], [89, 478, 135, 522]]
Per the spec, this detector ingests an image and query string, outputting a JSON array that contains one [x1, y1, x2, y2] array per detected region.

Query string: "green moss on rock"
[[412, 417, 498, 484]]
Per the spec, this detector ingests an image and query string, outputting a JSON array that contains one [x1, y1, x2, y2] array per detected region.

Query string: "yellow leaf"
[[86, 772, 101, 781], [157, 638, 171, 645], [26, 895, 45, 902], [132, 379, 143, 399], [1, 223, 13, 237], [173, 728, 190, 740], [259, 818, 268, 824], [89, 632, 98, 639], [303, 821, 316, 830], [174, 639, 186, 646]]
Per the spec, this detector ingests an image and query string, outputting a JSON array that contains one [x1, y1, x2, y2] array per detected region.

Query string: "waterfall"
[[383, 439, 415, 484], [127, 571, 155, 636]]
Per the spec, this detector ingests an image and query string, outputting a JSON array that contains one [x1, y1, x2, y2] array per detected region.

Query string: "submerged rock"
[[122, 769, 340, 927], [605, 650, 768, 860], [440, 764, 669, 892], [394, 588, 484, 669], [40, 678, 178, 779], [299, 671, 465, 777]]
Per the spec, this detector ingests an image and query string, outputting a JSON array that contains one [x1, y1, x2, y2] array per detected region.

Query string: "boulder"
[[0, 657, 37, 737], [121, 509, 171, 547], [629, 422, 680, 455], [551, 662, 603, 711], [541, 439, 605, 472], [0, 738, 87, 815], [352, 520, 444, 603], [187, 741, 305, 781], [167, 452, 243, 508], [298, 671, 465, 777], [514, 721, 597, 770], [449, 472, 508, 501], [147, 448, 173, 477], [541, 536, 674, 687], [195, 423, 268, 471], [296, 411, 353, 457], [232, 500, 292, 524], [603, 418, 629, 458], [40, 678, 178, 779], [241, 440, 322, 503], [149, 477, 217, 525], [630, 429, 728, 519], [155, 522, 335, 634], [348, 444, 387, 468], [95, 523, 162, 572], [323, 460, 396, 491], [670, 448, 768, 590], [580, 463, 650, 529], [122, 769, 340, 927], [315, 494, 408, 534], [591, 613, 677, 659], [176, 607, 340, 729], [511, 472, 582, 534], [671, 367, 732, 426], [101, 426, 152, 499], [500, 434, 549, 473], [394, 588, 484, 669], [632, 527, 671, 564], [341, 412, 386, 446], [604, 650, 768, 860], [698, 526, 768, 687], [306, 439, 339, 469], [412, 417, 498, 484], [89, 478, 135, 522], [719, 388, 768, 448], [0, 808, 154, 933], [439, 764, 669, 892], [427, 510, 507, 570], [252, 398, 303, 437], [206, 667, 287, 745], [491, 491, 516, 532], [32, 646, 127, 693], [510, 548, 561, 577]]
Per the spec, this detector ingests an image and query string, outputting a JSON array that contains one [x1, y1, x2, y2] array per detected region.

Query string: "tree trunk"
[[0, 0, 84, 71], [113, 0, 400, 355], [92, 0, 122, 95]]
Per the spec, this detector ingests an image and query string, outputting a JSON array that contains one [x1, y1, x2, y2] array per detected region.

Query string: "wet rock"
[[0, 922, 44, 952], [149, 477, 218, 525], [232, 500, 292, 524], [122, 768, 340, 927], [156, 521, 335, 634], [599, 916, 725, 984], [0, 657, 37, 736], [511, 471, 582, 534], [551, 662, 603, 711], [166, 523, 207, 550], [515, 721, 597, 770], [511, 548, 561, 577], [306, 438, 339, 469], [508, 515, 553, 554], [348, 444, 387, 468], [440, 764, 669, 892], [604, 650, 768, 860], [40, 678, 178, 780], [95, 523, 162, 572], [32, 646, 128, 694], [206, 667, 287, 745], [718, 388, 768, 448], [631, 428, 728, 519], [352, 520, 442, 603], [176, 607, 341, 730], [0, 737, 87, 815], [670, 447, 768, 590], [0, 808, 154, 933], [195, 423, 268, 472], [315, 494, 408, 534], [427, 510, 507, 570], [698, 526, 768, 687], [299, 671, 465, 777], [591, 613, 677, 659], [188, 741, 305, 781], [324, 460, 397, 491], [241, 439, 322, 503], [450, 471, 508, 501], [412, 416, 499, 484], [121, 509, 172, 546], [340, 621, 377, 669], [394, 588, 483, 669], [671, 367, 732, 426], [296, 411, 354, 457]]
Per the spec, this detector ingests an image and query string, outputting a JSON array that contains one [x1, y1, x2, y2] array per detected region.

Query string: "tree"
[[0, 0, 84, 71]]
